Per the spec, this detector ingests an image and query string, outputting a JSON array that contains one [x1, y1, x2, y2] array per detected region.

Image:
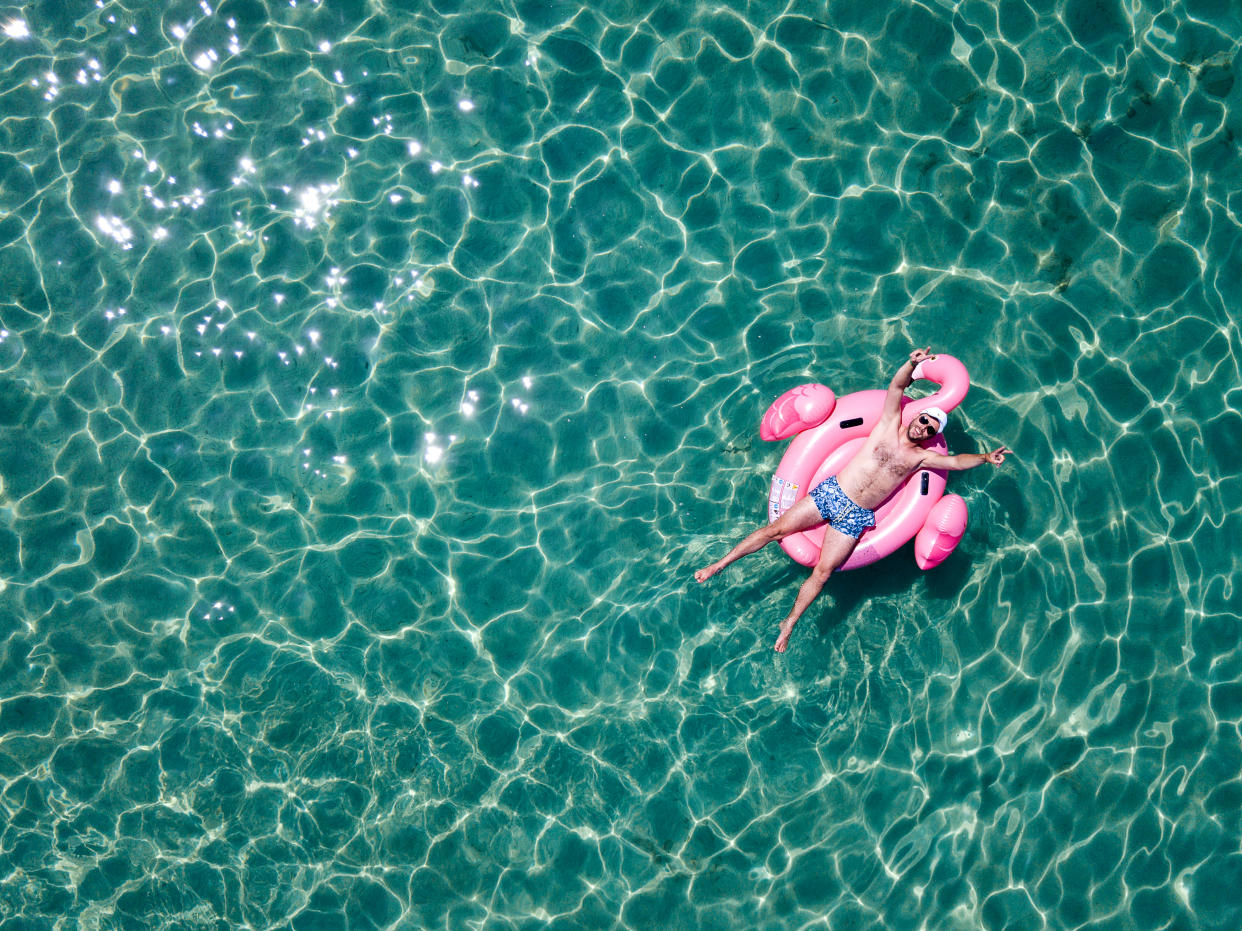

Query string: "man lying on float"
[[694, 347, 1010, 653]]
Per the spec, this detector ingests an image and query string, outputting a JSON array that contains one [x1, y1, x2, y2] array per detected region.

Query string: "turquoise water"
[[1, 0, 1241, 927]]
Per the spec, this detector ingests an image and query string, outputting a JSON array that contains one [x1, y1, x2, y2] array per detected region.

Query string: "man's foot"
[[774, 619, 796, 653], [694, 563, 721, 583]]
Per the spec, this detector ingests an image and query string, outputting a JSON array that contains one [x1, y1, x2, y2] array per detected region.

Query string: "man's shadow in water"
[[733, 544, 976, 642]]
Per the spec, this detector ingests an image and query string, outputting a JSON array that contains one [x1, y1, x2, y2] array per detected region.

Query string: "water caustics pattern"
[[0, 0, 1241, 927]]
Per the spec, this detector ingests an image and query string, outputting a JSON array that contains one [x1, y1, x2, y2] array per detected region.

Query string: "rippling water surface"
[[2, 0, 1241, 927]]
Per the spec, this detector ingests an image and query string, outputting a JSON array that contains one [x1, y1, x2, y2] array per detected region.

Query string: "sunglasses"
[[916, 415, 939, 430]]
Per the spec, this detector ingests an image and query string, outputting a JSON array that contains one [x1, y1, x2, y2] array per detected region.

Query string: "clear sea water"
[[1, 0, 1240, 928]]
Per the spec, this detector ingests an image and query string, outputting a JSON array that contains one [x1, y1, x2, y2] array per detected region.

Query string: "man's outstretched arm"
[[922, 447, 1011, 470], [883, 347, 935, 420]]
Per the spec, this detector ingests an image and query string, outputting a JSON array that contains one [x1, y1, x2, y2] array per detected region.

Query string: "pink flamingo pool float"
[[760, 354, 972, 571]]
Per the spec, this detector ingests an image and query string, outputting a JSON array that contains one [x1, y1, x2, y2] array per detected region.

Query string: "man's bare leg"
[[694, 496, 824, 582], [774, 528, 858, 652]]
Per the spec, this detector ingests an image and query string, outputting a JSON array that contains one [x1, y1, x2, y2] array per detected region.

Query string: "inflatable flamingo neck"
[[909, 354, 969, 416]]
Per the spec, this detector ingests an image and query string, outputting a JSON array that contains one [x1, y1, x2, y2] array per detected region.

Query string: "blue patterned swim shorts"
[[809, 476, 876, 539]]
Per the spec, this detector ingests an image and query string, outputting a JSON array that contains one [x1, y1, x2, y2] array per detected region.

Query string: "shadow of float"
[[807, 543, 978, 643]]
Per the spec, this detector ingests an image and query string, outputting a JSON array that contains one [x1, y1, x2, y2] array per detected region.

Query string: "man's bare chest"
[[868, 442, 920, 479]]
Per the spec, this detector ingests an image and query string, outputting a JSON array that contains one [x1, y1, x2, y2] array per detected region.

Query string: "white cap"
[[921, 406, 948, 434]]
